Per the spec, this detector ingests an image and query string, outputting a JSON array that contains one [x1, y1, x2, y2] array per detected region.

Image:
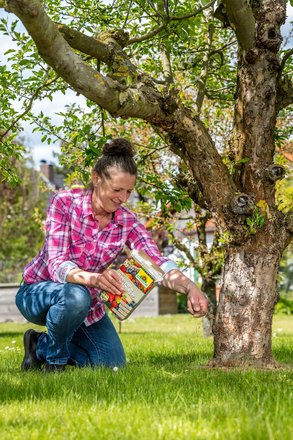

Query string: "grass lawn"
[[0, 314, 292, 440]]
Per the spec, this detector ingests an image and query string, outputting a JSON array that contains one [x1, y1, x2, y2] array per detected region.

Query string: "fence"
[[0, 284, 26, 322], [0, 284, 178, 323]]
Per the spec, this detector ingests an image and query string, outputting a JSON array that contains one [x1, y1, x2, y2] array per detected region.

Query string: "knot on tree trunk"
[[230, 194, 254, 215], [257, 23, 282, 50], [245, 48, 259, 64], [266, 164, 285, 182]]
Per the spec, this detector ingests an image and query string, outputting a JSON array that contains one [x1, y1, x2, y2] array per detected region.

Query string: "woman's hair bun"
[[93, 137, 137, 178], [102, 138, 135, 157]]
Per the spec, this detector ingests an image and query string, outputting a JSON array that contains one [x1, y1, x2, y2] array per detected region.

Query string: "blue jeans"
[[15, 281, 126, 368]]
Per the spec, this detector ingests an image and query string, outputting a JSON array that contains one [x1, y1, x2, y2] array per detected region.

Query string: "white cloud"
[[19, 91, 87, 167], [0, 36, 17, 57], [30, 144, 61, 169], [13, 89, 86, 166]]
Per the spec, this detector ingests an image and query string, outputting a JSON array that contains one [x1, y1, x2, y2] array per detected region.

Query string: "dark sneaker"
[[67, 358, 78, 367], [45, 363, 66, 373], [21, 329, 45, 371]]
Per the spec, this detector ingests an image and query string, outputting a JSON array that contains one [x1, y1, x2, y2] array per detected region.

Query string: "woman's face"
[[92, 167, 136, 213]]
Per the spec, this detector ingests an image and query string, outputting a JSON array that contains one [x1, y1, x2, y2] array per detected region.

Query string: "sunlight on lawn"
[[0, 314, 292, 440]]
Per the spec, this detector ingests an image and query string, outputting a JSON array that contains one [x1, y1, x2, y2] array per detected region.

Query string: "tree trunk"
[[208, 1, 290, 368], [202, 277, 217, 337], [211, 235, 282, 368]]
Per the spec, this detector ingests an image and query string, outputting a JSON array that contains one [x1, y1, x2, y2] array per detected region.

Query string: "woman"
[[16, 138, 208, 372]]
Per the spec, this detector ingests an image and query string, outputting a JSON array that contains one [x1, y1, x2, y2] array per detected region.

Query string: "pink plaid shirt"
[[23, 188, 176, 325]]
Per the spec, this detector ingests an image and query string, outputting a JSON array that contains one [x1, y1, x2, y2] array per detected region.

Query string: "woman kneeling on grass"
[[15, 138, 208, 372]]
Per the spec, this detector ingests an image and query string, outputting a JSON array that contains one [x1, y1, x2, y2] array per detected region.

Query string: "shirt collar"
[[82, 189, 94, 218]]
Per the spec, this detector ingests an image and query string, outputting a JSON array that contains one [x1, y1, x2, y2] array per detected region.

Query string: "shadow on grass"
[[0, 332, 24, 338], [0, 356, 291, 409], [132, 351, 211, 366]]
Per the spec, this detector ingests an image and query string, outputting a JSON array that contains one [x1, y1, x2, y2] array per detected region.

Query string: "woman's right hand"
[[67, 268, 123, 295], [93, 269, 123, 295]]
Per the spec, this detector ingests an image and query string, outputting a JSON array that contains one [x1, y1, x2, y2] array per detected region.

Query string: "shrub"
[[274, 296, 293, 315]]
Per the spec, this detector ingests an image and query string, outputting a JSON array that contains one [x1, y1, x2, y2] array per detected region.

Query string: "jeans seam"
[[80, 325, 103, 366]]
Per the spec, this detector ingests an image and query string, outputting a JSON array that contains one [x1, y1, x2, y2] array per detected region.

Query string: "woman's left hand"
[[186, 285, 208, 318]]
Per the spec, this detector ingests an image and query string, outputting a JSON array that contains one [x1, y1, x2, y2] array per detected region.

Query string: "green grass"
[[0, 315, 292, 440]]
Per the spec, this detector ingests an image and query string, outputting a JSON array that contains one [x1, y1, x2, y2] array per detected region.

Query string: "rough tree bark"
[[210, 0, 292, 367], [202, 277, 217, 338], [212, 220, 290, 367], [1, 0, 292, 367]]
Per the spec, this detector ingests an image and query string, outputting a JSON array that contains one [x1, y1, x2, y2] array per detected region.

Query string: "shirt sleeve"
[[126, 220, 178, 273], [45, 192, 79, 282]]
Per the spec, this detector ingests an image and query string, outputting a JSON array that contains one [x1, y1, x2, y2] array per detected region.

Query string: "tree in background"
[[0, 0, 292, 367], [0, 152, 46, 282]]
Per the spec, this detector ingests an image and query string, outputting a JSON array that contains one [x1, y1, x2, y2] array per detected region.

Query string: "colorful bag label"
[[100, 247, 165, 320]]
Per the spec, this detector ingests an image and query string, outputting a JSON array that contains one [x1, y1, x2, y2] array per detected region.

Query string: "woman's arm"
[[126, 220, 208, 317], [44, 192, 76, 282], [66, 260, 208, 316], [162, 269, 208, 318], [66, 267, 123, 296]]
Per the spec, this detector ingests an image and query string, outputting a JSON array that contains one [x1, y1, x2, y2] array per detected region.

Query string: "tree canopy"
[[0, 1, 292, 229]]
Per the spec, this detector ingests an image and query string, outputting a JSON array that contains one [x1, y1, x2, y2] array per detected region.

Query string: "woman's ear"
[[92, 172, 101, 188]]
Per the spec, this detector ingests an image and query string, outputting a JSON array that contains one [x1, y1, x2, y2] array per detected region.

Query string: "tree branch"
[[4, 0, 167, 120], [128, 1, 216, 44], [58, 25, 137, 80], [0, 73, 59, 142], [169, 233, 198, 269], [5, 0, 124, 112], [276, 75, 293, 111], [280, 48, 293, 73], [210, 39, 237, 56], [123, 0, 133, 27], [128, 23, 166, 44], [276, 49, 293, 111], [195, 15, 215, 115], [147, 0, 165, 21], [139, 145, 168, 161], [170, 0, 216, 21], [175, 164, 208, 211], [56, 25, 110, 60], [219, 0, 256, 49], [161, 45, 173, 85]]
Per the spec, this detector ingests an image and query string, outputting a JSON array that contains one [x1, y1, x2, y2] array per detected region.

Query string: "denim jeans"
[[15, 281, 126, 368]]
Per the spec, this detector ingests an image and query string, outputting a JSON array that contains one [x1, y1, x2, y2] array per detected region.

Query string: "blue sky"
[[0, 4, 292, 168]]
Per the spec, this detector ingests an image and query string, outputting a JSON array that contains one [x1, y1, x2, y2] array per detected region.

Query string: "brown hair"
[[93, 138, 137, 179]]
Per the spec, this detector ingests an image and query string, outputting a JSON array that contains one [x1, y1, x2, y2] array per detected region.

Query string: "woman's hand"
[[94, 269, 123, 295], [66, 268, 123, 295], [186, 283, 208, 318], [162, 269, 208, 318]]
